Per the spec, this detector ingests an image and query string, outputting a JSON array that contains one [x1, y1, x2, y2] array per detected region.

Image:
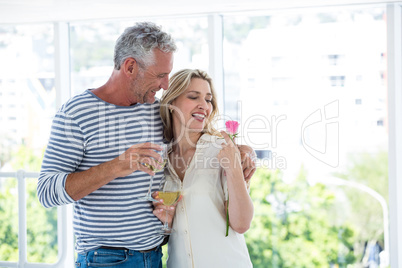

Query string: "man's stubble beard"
[[131, 71, 148, 104]]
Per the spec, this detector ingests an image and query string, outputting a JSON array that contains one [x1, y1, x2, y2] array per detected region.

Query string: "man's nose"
[[161, 76, 169, 90]]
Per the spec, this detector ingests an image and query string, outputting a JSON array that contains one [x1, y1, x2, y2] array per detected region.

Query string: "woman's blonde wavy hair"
[[160, 69, 220, 143]]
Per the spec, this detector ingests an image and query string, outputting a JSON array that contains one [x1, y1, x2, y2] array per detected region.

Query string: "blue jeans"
[[75, 246, 162, 268]]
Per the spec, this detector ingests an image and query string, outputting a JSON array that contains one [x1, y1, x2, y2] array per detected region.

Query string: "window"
[[1, 3, 401, 267], [70, 17, 209, 97], [223, 5, 388, 267], [0, 23, 59, 265]]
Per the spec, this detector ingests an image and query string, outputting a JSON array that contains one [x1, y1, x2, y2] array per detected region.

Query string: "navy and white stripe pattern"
[[37, 90, 164, 254]]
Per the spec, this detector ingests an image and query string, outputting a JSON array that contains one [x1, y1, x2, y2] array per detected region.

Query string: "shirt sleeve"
[[37, 111, 84, 208]]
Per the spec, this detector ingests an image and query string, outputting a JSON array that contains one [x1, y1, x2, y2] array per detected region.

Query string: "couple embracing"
[[38, 22, 255, 268]]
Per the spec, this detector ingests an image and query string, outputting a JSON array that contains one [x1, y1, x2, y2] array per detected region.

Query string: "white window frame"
[[387, 3, 402, 267]]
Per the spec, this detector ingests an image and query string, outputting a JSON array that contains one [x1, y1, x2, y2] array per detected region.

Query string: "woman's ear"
[[168, 104, 174, 113]]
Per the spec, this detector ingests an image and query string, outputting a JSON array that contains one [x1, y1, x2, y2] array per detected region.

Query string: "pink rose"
[[225, 120, 239, 135]]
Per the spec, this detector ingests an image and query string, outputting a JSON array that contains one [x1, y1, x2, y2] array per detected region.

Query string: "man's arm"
[[37, 111, 162, 208], [37, 111, 85, 208], [237, 144, 257, 184], [65, 143, 163, 201]]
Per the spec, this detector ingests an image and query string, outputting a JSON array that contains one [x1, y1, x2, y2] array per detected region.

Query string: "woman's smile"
[[192, 112, 206, 122]]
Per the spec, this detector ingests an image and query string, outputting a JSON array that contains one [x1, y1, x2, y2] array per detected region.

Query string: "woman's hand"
[[152, 191, 182, 227], [217, 131, 243, 176], [217, 132, 256, 185]]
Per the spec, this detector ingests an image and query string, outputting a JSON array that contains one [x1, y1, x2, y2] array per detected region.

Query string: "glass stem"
[[146, 175, 154, 197], [164, 210, 169, 230]]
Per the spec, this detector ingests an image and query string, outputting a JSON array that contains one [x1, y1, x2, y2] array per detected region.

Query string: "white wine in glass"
[[155, 169, 181, 235], [158, 191, 180, 206]]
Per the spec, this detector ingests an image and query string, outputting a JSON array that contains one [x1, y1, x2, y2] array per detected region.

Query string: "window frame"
[[386, 3, 402, 266]]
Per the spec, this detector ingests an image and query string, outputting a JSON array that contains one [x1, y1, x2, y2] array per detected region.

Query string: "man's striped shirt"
[[37, 90, 165, 254]]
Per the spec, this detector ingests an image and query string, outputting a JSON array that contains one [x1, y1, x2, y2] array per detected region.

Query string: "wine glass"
[[155, 169, 181, 235], [137, 143, 168, 202]]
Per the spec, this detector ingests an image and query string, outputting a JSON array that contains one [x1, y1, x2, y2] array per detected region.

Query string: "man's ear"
[[122, 58, 139, 77]]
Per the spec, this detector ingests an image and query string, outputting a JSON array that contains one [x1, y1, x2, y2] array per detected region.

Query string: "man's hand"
[[113, 142, 164, 178], [237, 145, 257, 184]]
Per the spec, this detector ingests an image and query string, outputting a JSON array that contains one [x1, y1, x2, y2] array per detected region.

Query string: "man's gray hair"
[[114, 22, 177, 70]]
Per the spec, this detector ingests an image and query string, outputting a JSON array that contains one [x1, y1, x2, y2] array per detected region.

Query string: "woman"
[[158, 69, 253, 267]]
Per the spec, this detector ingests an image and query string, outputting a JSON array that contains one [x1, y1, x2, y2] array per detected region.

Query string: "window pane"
[[0, 24, 56, 171], [223, 6, 388, 267], [0, 24, 58, 264], [0, 177, 18, 262], [70, 17, 209, 98], [26, 178, 58, 263]]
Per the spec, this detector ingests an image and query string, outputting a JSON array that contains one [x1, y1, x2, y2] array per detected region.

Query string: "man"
[[37, 22, 255, 267]]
